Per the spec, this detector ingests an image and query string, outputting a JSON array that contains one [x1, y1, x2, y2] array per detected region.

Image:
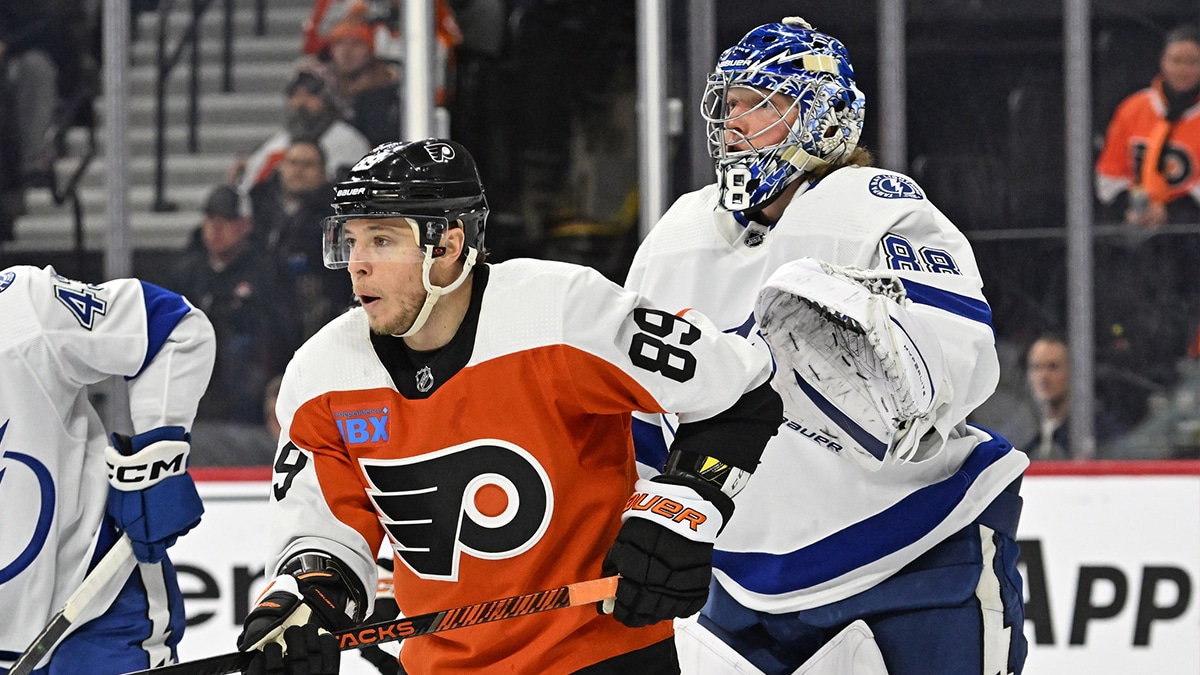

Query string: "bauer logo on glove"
[[622, 484, 719, 540]]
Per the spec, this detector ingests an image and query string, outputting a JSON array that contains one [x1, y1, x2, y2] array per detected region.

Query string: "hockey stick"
[[9, 534, 137, 675], [120, 575, 619, 675]]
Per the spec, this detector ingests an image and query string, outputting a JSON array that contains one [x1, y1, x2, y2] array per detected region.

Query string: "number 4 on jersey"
[[628, 308, 699, 383], [53, 285, 108, 329]]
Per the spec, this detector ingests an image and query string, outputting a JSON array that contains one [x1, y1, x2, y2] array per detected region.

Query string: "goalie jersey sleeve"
[[626, 167, 1028, 613], [0, 265, 215, 662], [267, 259, 775, 674]]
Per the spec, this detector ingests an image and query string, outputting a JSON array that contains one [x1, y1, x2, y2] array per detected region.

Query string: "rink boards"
[[169, 461, 1200, 673]]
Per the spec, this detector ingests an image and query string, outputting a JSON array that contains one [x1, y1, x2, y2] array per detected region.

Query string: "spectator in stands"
[[249, 138, 350, 340], [325, 12, 401, 146], [0, 0, 92, 187], [1097, 24, 1200, 227], [1094, 24, 1200, 426], [235, 60, 370, 195], [1023, 333, 1126, 460], [168, 185, 299, 425], [303, 0, 461, 102]]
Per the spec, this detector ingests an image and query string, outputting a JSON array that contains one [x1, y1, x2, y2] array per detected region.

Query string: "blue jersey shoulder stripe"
[[632, 415, 670, 472], [901, 278, 993, 328], [712, 433, 1014, 595], [133, 281, 193, 379]]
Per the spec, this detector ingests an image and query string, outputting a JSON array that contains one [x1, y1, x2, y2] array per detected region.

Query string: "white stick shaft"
[[9, 535, 137, 674]]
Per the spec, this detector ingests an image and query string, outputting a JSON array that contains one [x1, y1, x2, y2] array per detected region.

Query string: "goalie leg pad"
[[675, 617, 766, 675], [790, 620, 889, 675]]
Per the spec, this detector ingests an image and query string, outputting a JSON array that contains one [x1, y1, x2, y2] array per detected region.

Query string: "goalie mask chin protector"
[[324, 138, 489, 337], [702, 17, 865, 214]]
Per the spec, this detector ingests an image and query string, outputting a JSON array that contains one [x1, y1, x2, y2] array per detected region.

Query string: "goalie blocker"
[[755, 258, 944, 470]]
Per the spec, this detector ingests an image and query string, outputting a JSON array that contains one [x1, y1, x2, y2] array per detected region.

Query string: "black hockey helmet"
[[327, 138, 488, 264]]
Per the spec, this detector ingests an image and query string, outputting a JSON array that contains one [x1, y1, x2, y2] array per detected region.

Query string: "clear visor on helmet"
[[701, 74, 802, 164], [322, 213, 446, 268]]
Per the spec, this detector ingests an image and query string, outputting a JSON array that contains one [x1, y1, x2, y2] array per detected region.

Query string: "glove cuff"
[[105, 439, 191, 491], [621, 477, 725, 543]]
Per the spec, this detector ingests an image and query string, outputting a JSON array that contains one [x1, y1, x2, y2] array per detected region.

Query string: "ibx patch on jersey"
[[0, 270, 15, 293], [333, 404, 391, 446], [868, 174, 924, 200]]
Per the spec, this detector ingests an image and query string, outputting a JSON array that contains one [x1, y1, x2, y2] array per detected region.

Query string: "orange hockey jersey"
[[267, 259, 774, 674], [1096, 77, 1200, 207]]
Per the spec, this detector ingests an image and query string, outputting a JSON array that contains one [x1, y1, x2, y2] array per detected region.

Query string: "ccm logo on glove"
[[105, 440, 190, 489]]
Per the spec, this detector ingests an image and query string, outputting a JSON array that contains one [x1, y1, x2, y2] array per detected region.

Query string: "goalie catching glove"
[[602, 474, 731, 627], [105, 426, 203, 563], [237, 553, 367, 675], [755, 258, 945, 469]]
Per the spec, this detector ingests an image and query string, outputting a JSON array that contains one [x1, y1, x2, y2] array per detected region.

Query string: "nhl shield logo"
[[743, 223, 768, 248], [425, 143, 455, 163], [416, 365, 435, 393]]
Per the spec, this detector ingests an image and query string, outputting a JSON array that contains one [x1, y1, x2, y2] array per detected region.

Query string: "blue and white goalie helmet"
[[703, 17, 866, 213]]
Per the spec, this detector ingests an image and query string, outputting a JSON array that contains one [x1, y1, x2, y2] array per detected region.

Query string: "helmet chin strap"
[[395, 246, 479, 338]]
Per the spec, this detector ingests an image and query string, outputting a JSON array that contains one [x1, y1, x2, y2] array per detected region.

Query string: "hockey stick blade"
[[9, 535, 137, 675], [120, 575, 619, 675]]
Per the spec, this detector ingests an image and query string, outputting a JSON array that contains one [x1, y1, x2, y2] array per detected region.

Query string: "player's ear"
[[437, 226, 466, 263]]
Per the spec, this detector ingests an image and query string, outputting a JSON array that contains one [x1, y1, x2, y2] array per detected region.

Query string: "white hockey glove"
[[756, 258, 945, 469]]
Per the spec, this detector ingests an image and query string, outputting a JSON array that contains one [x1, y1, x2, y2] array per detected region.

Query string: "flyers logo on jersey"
[[334, 406, 390, 446], [361, 439, 553, 581]]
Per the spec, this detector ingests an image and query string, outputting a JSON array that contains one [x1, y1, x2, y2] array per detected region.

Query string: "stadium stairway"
[[4, 0, 311, 266]]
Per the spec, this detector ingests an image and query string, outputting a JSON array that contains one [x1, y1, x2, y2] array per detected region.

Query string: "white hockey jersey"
[[0, 266, 214, 663], [268, 260, 774, 674], [626, 166, 1030, 613]]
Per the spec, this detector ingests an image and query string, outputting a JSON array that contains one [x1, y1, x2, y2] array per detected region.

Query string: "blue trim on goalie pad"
[[712, 434, 1014, 595], [700, 521, 1027, 675], [792, 369, 888, 461], [632, 415, 670, 472], [900, 279, 993, 328]]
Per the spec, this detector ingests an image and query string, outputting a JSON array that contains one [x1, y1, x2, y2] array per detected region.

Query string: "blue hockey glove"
[[105, 426, 203, 563], [601, 476, 729, 627]]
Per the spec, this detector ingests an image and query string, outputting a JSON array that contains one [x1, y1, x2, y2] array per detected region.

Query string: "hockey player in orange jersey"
[[233, 138, 784, 674]]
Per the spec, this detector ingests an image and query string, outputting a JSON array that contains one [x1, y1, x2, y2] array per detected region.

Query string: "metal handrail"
[[150, 0, 233, 212], [45, 92, 99, 274]]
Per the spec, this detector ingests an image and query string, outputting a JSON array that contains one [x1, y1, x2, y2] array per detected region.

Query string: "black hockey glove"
[[245, 624, 339, 675], [238, 555, 366, 675], [601, 475, 731, 627]]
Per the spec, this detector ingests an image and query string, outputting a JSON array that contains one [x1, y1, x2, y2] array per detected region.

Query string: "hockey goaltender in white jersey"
[[0, 265, 214, 672], [629, 165, 1028, 611], [627, 21, 1028, 675]]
